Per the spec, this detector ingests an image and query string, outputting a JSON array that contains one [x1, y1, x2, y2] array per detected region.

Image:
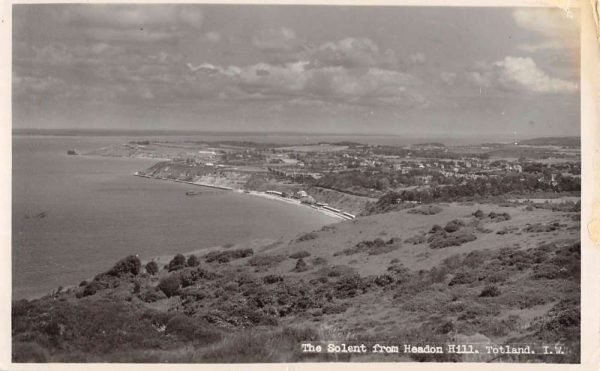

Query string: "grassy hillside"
[[12, 201, 580, 363]]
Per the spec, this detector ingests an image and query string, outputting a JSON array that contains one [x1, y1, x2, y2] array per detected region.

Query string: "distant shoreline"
[[133, 172, 351, 221]]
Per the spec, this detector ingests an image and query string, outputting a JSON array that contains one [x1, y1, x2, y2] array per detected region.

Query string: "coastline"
[[133, 172, 354, 221]]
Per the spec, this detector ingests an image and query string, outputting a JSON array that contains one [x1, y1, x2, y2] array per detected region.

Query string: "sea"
[[12, 134, 338, 300]]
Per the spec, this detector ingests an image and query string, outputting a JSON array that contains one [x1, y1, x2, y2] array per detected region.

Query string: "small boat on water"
[[186, 191, 201, 196]]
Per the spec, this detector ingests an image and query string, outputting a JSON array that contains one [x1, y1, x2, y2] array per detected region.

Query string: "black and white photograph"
[[6, 1, 591, 366]]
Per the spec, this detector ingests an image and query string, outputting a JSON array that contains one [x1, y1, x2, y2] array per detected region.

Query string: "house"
[[296, 190, 308, 198]]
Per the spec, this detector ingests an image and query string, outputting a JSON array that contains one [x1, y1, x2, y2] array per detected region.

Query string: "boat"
[[186, 191, 201, 196]]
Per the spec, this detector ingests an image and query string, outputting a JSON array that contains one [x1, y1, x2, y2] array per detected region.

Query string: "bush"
[[158, 275, 181, 297], [187, 254, 200, 267], [443, 219, 465, 233], [106, 255, 141, 277], [166, 315, 205, 341], [289, 251, 311, 259], [479, 285, 501, 297], [292, 258, 308, 272], [82, 281, 106, 297], [472, 209, 485, 218], [205, 248, 254, 263], [488, 212, 511, 222], [448, 271, 477, 286], [12, 341, 48, 362], [145, 261, 159, 275], [168, 254, 186, 271], [181, 287, 207, 301], [311, 257, 328, 266], [322, 303, 348, 314], [296, 232, 318, 242], [524, 222, 562, 233], [429, 232, 476, 249], [334, 237, 401, 256], [139, 288, 167, 303], [247, 255, 286, 267], [263, 274, 283, 284], [407, 205, 443, 215], [404, 233, 426, 245]]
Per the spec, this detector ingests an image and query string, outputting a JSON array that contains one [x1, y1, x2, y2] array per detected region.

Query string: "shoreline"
[[134, 172, 354, 221]]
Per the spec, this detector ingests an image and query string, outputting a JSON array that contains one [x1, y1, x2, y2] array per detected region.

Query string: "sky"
[[12, 5, 580, 138]]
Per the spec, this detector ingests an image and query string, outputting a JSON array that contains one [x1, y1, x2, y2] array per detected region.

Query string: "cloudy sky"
[[13, 5, 580, 138]]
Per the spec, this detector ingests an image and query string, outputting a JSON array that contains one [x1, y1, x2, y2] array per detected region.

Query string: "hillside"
[[12, 199, 580, 363], [519, 137, 580, 147]]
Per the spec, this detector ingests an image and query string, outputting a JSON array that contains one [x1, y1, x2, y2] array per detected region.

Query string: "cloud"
[[204, 31, 221, 43], [186, 59, 425, 107], [407, 52, 426, 65], [440, 72, 456, 85], [512, 8, 578, 37], [63, 5, 203, 29], [512, 8, 579, 52], [61, 5, 204, 43], [516, 40, 566, 52], [309, 37, 398, 69], [466, 56, 578, 94], [496, 57, 578, 93], [252, 27, 302, 52]]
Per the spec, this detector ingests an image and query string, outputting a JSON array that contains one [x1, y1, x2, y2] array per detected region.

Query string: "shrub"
[[322, 303, 348, 314], [12, 341, 48, 362], [334, 237, 401, 256], [448, 271, 477, 286], [479, 285, 501, 297], [181, 287, 206, 301], [166, 315, 201, 340], [488, 212, 511, 222], [463, 251, 487, 269], [373, 274, 395, 286], [205, 248, 254, 263], [292, 258, 308, 272], [311, 257, 328, 266], [444, 219, 465, 233], [429, 232, 476, 249], [82, 281, 106, 297], [168, 254, 186, 271], [145, 261, 159, 275], [407, 205, 443, 215], [429, 224, 443, 233], [496, 226, 519, 235], [248, 255, 286, 267], [187, 254, 200, 267], [524, 222, 562, 233], [158, 275, 181, 297], [263, 274, 283, 284], [334, 274, 369, 299], [404, 233, 426, 245], [139, 288, 167, 303], [296, 231, 318, 242], [289, 251, 311, 259], [472, 209, 485, 218], [106, 255, 141, 277]]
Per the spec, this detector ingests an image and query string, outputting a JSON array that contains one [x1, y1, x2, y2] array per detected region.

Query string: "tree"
[[168, 254, 186, 271], [145, 261, 159, 275], [158, 275, 181, 297], [187, 254, 200, 267]]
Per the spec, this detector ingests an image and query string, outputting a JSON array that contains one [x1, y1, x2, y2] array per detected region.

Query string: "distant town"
[[86, 136, 580, 217]]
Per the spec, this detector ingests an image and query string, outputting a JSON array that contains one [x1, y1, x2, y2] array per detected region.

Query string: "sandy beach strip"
[[134, 172, 352, 221]]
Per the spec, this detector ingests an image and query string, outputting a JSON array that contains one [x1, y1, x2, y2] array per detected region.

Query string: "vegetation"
[[145, 261, 159, 275]]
